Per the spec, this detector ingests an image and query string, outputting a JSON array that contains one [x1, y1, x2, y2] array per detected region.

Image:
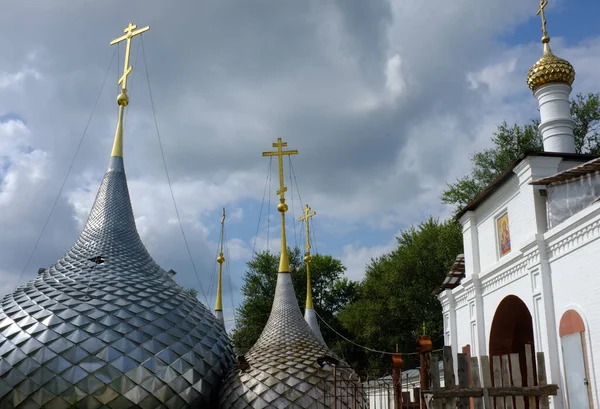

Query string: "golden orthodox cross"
[[262, 138, 298, 203], [298, 204, 316, 253], [536, 0, 549, 40], [110, 23, 150, 91]]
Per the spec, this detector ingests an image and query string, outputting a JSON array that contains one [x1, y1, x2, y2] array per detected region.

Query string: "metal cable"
[[224, 224, 237, 326], [289, 157, 307, 251], [289, 158, 297, 249], [13, 48, 117, 291], [266, 160, 272, 252], [141, 35, 209, 306], [313, 310, 442, 356], [252, 158, 272, 255]]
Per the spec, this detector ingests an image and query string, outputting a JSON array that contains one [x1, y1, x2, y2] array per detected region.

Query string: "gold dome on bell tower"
[[526, 0, 575, 92]]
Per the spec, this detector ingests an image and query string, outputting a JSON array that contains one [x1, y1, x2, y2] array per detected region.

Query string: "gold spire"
[[526, 0, 575, 92], [215, 208, 226, 313], [299, 204, 316, 309], [109, 23, 150, 157], [262, 138, 298, 273]]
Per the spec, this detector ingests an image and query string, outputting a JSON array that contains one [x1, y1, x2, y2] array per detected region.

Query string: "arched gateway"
[[489, 295, 537, 405]]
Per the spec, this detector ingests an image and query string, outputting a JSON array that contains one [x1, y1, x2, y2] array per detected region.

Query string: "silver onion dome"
[[218, 271, 365, 408], [0, 156, 234, 408]]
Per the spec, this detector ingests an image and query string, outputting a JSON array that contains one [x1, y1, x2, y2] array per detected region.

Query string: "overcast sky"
[[1, 0, 599, 330]]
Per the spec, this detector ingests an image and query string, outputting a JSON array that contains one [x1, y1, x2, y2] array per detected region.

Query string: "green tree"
[[231, 247, 359, 356], [186, 288, 198, 298], [442, 92, 600, 213], [338, 218, 463, 376]]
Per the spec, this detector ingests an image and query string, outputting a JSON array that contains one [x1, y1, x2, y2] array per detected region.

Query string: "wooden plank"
[[525, 345, 536, 409], [509, 354, 525, 409], [537, 352, 549, 409], [443, 346, 456, 388], [493, 355, 504, 409], [480, 356, 493, 409], [420, 384, 558, 398], [431, 360, 441, 389], [469, 357, 483, 409], [458, 354, 470, 409], [429, 361, 442, 409], [443, 347, 456, 409], [402, 392, 411, 406], [501, 355, 514, 409]]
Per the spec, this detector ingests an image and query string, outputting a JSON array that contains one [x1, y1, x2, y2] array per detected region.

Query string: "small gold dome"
[[527, 43, 575, 92]]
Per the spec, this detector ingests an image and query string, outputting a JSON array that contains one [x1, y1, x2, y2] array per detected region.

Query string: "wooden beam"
[[421, 384, 558, 398], [457, 354, 469, 409], [509, 353, 525, 409], [537, 352, 550, 409], [469, 357, 483, 409], [493, 356, 504, 409], [480, 356, 493, 409], [501, 355, 514, 409], [525, 344, 536, 409]]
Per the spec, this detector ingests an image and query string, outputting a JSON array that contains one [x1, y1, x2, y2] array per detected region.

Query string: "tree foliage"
[[442, 92, 600, 213], [338, 218, 463, 375], [186, 288, 198, 298], [231, 247, 359, 356]]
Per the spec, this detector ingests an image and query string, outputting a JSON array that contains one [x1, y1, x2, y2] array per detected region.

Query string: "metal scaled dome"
[[0, 22, 234, 405], [219, 138, 364, 409], [0, 155, 234, 408], [526, 42, 575, 92], [219, 271, 364, 409]]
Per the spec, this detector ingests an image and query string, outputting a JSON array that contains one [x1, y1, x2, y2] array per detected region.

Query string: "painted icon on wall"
[[497, 213, 511, 256]]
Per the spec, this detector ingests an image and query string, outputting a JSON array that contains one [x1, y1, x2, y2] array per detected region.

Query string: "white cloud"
[[0, 0, 598, 312], [385, 54, 404, 98], [339, 237, 398, 282], [226, 238, 252, 261], [227, 207, 244, 222], [0, 68, 41, 89]]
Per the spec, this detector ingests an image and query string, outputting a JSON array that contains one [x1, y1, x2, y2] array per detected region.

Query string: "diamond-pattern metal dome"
[[0, 157, 234, 408], [527, 43, 575, 92], [219, 272, 365, 409]]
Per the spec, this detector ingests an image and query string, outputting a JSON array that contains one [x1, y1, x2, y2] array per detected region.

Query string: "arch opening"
[[489, 295, 536, 408]]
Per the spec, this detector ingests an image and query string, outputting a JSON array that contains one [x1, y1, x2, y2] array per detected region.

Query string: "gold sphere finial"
[[117, 90, 129, 106], [217, 254, 225, 264], [304, 254, 311, 263], [277, 202, 288, 213]]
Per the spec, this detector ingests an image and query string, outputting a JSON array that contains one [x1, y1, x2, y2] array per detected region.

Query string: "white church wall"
[[547, 204, 600, 408], [459, 156, 569, 283], [462, 217, 477, 280], [473, 177, 520, 273], [448, 252, 535, 355], [454, 297, 471, 351]]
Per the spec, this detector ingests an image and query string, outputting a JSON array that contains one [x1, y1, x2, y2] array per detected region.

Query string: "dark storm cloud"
[[1, 0, 598, 301]]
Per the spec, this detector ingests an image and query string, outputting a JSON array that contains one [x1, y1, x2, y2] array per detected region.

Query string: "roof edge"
[[454, 151, 598, 220]]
